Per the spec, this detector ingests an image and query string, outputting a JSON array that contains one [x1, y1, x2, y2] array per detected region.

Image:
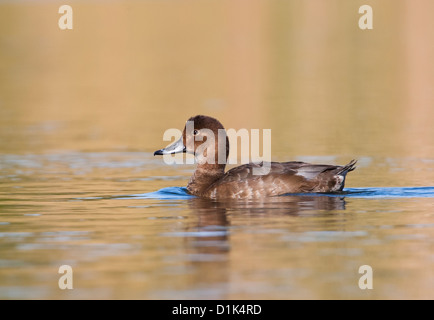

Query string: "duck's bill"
[[154, 137, 186, 155]]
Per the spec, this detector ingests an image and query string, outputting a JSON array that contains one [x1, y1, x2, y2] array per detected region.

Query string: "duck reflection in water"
[[180, 194, 346, 291]]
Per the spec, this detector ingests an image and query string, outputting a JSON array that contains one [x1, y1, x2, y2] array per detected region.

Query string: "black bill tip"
[[154, 149, 164, 156]]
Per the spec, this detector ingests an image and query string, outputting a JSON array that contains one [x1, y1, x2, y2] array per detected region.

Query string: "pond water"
[[1, 0, 434, 299], [1, 152, 433, 299]]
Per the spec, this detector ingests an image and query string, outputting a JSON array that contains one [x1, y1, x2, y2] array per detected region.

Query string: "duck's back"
[[203, 160, 356, 199]]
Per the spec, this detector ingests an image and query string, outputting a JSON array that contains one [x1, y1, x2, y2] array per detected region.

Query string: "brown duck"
[[154, 115, 356, 199]]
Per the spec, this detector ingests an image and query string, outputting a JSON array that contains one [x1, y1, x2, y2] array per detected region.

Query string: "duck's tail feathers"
[[337, 159, 357, 175]]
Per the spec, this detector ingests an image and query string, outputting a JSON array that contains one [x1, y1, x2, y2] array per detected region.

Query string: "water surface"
[[1, 152, 434, 299]]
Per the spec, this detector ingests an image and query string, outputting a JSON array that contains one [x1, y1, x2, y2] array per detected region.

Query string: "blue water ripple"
[[124, 186, 434, 200], [342, 187, 434, 199], [127, 187, 195, 200]]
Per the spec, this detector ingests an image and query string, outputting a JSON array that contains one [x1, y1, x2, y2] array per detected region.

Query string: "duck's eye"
[[193, 129, 199, 136]]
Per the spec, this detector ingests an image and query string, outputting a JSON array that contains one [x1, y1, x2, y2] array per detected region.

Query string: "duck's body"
[[154, 115, 356, 200], [187, 160, 356, 199]]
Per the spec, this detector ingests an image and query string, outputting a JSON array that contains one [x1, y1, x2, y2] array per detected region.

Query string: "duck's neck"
[[187, 163, 225, 196]]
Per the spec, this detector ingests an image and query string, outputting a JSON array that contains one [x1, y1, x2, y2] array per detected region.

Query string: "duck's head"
[[154, 115, 229, 165]]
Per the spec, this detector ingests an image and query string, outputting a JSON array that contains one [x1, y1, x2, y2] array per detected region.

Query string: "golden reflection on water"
[[1, 0, 433, 158], [1, 0, 434, 299]]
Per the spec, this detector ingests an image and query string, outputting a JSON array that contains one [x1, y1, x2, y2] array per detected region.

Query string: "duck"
[[154, 115, 356, 199]]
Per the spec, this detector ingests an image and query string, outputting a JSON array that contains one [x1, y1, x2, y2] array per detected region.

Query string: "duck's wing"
[[222, 161, 299, 182], [286, 159, 357, 192], [223, 160, 356, 181], [283, 159, 357, 180]]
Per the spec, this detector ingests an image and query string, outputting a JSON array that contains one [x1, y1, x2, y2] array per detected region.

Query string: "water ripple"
[[341, 187, 434, 198], [124, 187, 195, 200], [122, 186, 434, 200]]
